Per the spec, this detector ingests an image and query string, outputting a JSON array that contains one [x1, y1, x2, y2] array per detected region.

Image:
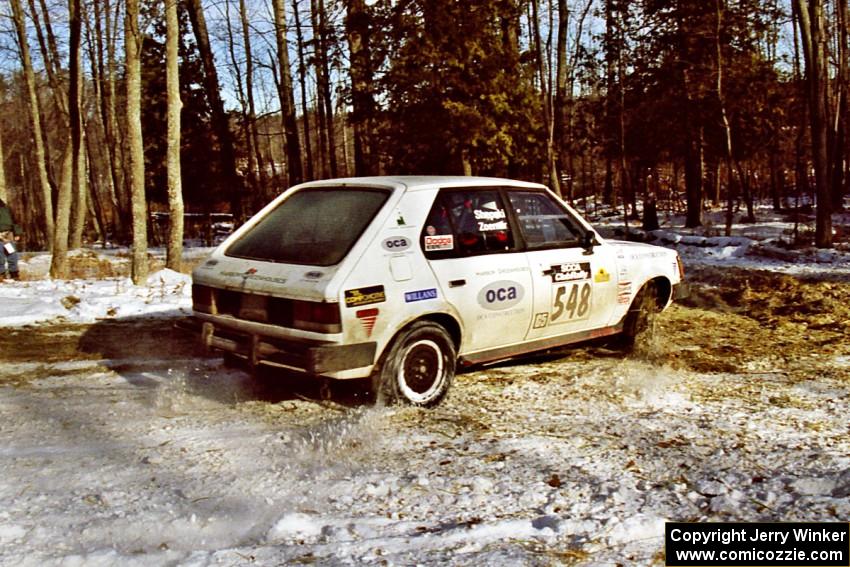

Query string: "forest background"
[[0, 0, 845, 283]]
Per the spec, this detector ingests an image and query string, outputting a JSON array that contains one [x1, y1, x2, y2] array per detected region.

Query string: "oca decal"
[[381, 236, 412, 252], [477, 280, 525, 311]]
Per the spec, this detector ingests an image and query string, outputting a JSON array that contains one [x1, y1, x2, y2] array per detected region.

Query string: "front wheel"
[[372, 321, 456, 407], [617, 281, 659, 350]]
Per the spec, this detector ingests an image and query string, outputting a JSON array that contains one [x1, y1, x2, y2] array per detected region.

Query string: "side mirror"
[[581, 231, 596, 253]]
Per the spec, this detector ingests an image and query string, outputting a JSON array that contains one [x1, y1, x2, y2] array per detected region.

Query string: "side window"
[[422, 189, 515, 258], [506, 191, 585, 248]]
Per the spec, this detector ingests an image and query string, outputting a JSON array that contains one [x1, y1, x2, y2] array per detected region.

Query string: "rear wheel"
[[372, 321, 456, 407]]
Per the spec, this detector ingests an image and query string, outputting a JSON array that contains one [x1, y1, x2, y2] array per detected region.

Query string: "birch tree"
[[126, 0, 149, 283], [166, 0, 184, 271]]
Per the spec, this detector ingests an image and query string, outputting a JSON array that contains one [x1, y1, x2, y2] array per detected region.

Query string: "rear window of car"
[[226, 188, 390, 266]]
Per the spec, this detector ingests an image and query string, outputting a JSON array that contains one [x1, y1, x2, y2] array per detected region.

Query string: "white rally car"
[[192, 176, 686, 406]]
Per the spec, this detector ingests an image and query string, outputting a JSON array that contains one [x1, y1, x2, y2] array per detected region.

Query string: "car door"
[[504, 189, 619, 341], [422, 188, 534, 354]]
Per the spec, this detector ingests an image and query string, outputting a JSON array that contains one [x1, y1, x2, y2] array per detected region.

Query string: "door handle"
[[449, 279, 466, 288]]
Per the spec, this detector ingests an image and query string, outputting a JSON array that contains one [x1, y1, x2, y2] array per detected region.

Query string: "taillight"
[[292, 300, 341, 333], [192, 284, 213, 313], [677, 255, 685, 280]]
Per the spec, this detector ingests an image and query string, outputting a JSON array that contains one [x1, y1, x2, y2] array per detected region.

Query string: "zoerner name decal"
[[474, 209, 508, 232]]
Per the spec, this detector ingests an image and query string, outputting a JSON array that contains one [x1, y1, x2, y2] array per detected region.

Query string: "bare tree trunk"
[[126, 0, 148, 283], [50, 0, 82, 277], [186, 0, 244, 222], [224, 0, 259, 202], [679, 4, 703, 229], [713, 0, 753, 235], [311, 0, 338, 177], [345, 0, 377, 176], [83, 122, 110, 239], [239, 0, 269, 201], [554, 0, 569, 200], [796, 0, 833, 247], [84, 0, 117, 238], [833, 0, 849, 210], [615, 4, 632, 226], [603, 0, 617, 209], [531, 0, 561, 196], [272, 0, 304, 187], [0, 127, 7, 203], [28, 0, 68, 119], [166, 0, 184, 271], [292, 0, 314, 180], [106, 0, 129, 239], [11, 0, 54, 249], [70, 128, 88, 248]]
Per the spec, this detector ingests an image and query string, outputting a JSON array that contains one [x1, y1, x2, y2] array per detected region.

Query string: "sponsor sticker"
[[344, 285, 386, 308], [381, 236, 412, 252], [617, 281, 632, 304], [424, 234, 454, 251], [356, 308, 379, 337], [594, 268, 611, 283], [533, 312, 549, 329], [304, 270, 324, 279], [474, 208, 508, 232], [404, 288, 438, 303], [477, 280, 525, 311], [221, 271, 287, 284], [550, 262, 591, 283]]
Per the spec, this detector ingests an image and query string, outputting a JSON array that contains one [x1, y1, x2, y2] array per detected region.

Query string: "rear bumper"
[[191, 314, 376, 375]]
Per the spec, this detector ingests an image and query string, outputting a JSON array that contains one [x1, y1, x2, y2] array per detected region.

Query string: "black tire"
[[372, 321, 456, 407], [618, 281, 659, 350]]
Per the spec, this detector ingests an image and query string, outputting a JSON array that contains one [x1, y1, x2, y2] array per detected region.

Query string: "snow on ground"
[[590, 202, 850, 280], [0, 206, 848, 565], [0, 348, 847, 565], [0, 268, 192, 326]]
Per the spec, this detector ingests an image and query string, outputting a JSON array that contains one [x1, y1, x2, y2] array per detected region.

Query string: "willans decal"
[[404, 288, 438, 303]]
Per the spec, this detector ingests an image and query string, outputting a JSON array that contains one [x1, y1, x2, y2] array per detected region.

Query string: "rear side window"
[[226, 188, 390, 266], [422, 189, 515, 258], [506, 191, 585, 248]]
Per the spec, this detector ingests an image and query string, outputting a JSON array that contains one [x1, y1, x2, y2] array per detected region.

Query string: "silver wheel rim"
[[397, 339, 444, 404]]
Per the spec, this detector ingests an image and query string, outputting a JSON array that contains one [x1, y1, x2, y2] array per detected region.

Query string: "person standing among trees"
[[0, 198, 22, 280]]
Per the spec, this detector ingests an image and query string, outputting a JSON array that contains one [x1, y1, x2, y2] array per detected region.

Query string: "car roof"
[[296, 175, 548, 192]]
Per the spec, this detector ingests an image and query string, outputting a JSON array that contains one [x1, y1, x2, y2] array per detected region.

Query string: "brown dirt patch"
[[655, 266, 850, 376]]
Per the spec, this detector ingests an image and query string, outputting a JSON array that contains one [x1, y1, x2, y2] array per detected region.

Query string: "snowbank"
[[0, 269, 192, 326]]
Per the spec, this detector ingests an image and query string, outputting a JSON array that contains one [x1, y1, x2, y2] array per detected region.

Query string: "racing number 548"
[[552, 282, 591, 322]]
